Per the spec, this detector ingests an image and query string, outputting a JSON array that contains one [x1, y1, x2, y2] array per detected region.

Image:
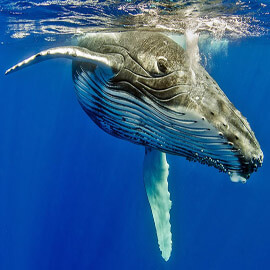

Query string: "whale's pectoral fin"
[[143, 147, 172, 261], [5, 46, 123, 75]]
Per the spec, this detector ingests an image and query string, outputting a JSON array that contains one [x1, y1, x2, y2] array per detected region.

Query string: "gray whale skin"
[[6, 31, 263, 261]]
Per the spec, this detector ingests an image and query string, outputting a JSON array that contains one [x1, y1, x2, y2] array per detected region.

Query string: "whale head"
[[72, 32, 263, 182]]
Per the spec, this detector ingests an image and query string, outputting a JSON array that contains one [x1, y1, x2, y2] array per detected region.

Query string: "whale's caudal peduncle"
[[5, 31, 263, 261]]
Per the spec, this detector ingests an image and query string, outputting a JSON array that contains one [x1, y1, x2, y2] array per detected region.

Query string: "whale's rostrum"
[[5, 31, 263, 261]]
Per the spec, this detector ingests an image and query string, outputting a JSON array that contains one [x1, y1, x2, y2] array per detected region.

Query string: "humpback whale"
[[5, 31, 263, 261]]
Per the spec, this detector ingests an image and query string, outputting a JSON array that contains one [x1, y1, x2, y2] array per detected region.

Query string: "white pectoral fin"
[[143, 147, 172, 261], [5, 46, 123, 75]]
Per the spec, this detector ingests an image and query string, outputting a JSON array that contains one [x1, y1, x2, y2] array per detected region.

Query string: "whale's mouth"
[[72, 62, 262, 180]]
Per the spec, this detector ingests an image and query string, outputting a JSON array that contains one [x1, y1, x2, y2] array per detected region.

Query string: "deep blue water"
[[1, 2, 270, 270]]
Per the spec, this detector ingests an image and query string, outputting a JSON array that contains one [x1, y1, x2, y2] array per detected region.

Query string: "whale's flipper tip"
[[5, 67, 15, 75], [143, 147, 172, 261]]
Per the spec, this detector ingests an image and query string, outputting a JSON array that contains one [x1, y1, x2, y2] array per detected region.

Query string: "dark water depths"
[[1, 1, 270, 269]]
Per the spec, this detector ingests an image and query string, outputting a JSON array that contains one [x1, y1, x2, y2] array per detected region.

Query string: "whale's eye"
[[157, 57, 167, 73]]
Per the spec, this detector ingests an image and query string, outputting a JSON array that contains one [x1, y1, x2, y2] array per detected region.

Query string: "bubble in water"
[[185, 29, 200, 84]]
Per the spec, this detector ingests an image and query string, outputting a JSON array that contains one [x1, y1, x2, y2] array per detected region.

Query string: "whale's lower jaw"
[[73, 65, 258, 177]]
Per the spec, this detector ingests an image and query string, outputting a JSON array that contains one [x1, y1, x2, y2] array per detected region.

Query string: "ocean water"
[[0, 1, 270, 269]]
